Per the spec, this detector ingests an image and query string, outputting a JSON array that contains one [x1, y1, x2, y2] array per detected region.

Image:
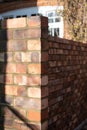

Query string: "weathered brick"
[[5, 95, 14, 105], [14, 75, 27, 85], [42, 98, 48, 109], [19, 52, 41, 63], [5, 85, 17, 96], [16, 64, 27, 74], [13, 52, 22, 62], [31, 52, 40, 63], [41, 52, 48, 62], [27, 110, 41, 122], [17, 86, 27, 96], [6, 74, 13, 84], [28, 87, 41, 98], [28, 39, 41, 51], [27, 75, 41, 86], [7, 40, 27, 51], [13, 28, 41, 39], [0, 29, 13, 41], [14, 97, 41, 110], [41, 76, 48, 86], [41, 109, 48, 121], [6, 63, 16, 73], [5, 52, 13, 62], [28, 64, 41, 74], [41, 121, 48, 130], [27, 16, 41, 27], [2, 18, 26, 29], [41, 87, 48, 98]]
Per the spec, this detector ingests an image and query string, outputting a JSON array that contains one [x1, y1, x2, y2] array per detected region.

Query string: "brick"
[[28, 64, 41, 74], [0, 30, 13, 41], [17, 86, 27, 96], [4, 107, 13, 118], [5, 85, 17, 96], [5, 95, 14, 105], [14, 97, 41, 110], [41, 121, 48, 130], [41, 39, 49, 50], [14, 75, 27, 85], [13, 28, 41, 39], [7, 40, 27, 51], [41, 52, 48, 62], [0, 53, 5, 62], [2, 18, 26, 29], [27, 16, 41, 27], [31, 52, 40, 63], [16, 64, 27, 73], [5, 52, 13, 62], [41, 63, 48, 74], [21, 52, 40, 63], [27, 110, 41, 122], [27, 39, 41, 51], [4, 117, 13, 128], [28, 87, 41, 98], [14, 52, 22, 62], [6, 74, 13, 84], [6, 63, 16, 73], [20, 124, 32, 130], [41, 109, 48, 121], [27, 75, 41, 86], [42, 98, 48, 109], [41, 76, 48, 86], [41, 87, 48, 98], [0, 74, 4, 83]]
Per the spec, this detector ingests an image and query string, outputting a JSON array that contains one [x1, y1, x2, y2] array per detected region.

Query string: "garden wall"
[[0, 16, 87, 130]]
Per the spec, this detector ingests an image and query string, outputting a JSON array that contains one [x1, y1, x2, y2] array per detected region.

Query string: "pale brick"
[[28, 87, 41, 98], [28, 64, 41, 74], [5, 85, 17, 96], [2, 18, 26, 29], [14, 75, 27, 85], [27, 39, 41, 51], [27, 110, 41, 122]]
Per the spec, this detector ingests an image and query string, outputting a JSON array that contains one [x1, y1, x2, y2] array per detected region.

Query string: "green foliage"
[[58, 0, 87, 43]]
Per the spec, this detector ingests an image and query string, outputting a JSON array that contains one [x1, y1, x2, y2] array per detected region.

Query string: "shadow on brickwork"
[[0, 1, 39, 130]]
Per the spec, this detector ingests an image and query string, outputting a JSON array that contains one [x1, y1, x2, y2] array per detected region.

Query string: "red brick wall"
[[0, 16, 87, 130], [0, 16, 48, 130], [48, 37, 87, 130]]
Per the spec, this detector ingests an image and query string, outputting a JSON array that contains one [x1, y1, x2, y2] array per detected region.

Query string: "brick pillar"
[[0, 16, 48, 130]]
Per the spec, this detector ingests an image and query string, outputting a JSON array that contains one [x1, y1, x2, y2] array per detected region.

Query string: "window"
[[47, 10, 63, 38]]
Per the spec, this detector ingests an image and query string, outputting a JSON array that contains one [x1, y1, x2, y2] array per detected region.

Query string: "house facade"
[[0, 0, 69, 39]]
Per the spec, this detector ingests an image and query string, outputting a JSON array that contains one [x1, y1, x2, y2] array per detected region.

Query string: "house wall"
[[0, 0, 63, 13], [0, 16, 87, 130]]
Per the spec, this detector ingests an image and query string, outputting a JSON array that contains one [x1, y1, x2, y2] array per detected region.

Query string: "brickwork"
[[48, 37, 87, 130], [0, 16, 87, 130], [0, 16, 48, 130]]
